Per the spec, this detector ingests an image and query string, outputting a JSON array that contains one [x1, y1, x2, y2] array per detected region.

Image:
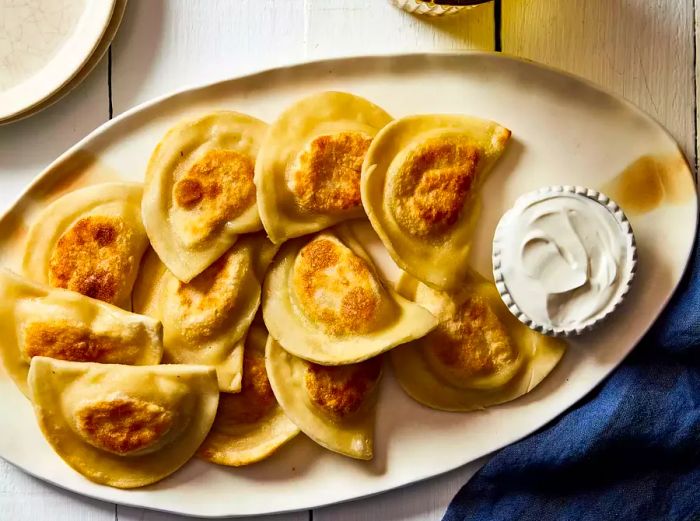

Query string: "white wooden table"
[[0, 1, 695, 520]]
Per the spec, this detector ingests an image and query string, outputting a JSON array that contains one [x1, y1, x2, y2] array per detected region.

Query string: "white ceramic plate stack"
[[0, 0, 127, 124]]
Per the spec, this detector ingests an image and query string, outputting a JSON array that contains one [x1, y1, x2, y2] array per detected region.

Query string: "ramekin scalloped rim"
[[492, 185, 638, 337]]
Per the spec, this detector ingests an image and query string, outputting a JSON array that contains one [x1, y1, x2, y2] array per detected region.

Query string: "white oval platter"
[[0, 53, 695, 518]]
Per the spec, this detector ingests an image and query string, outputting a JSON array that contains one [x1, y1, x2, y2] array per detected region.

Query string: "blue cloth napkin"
[[443, 236, 700, 521]]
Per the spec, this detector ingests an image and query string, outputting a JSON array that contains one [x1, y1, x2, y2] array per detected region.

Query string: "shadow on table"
[[0, 60, 109, 180], [407, 1, 497, 50], [109, 0, 165, 116]]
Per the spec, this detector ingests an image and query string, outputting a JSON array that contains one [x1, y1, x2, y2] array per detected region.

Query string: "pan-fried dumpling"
[[133, 233, 277, 392], [0, 269, 162, 397], [262, 223, 437, 365], [266, 337, 381, 460], [362, 115, 511, 290], [28, 357, 218, 488], [390, 272, 566, 411], [22, 182, 149, 309], [198, 324, 299, 466], [255, 92, 393, 243], [143, 111, 268, 282]]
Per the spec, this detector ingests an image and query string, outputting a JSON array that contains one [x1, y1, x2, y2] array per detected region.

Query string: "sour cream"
[[493, 187, 636, 335]]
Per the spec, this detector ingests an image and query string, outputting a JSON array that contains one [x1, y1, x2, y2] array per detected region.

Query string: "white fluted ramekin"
[[492, 185, 637, 337]]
